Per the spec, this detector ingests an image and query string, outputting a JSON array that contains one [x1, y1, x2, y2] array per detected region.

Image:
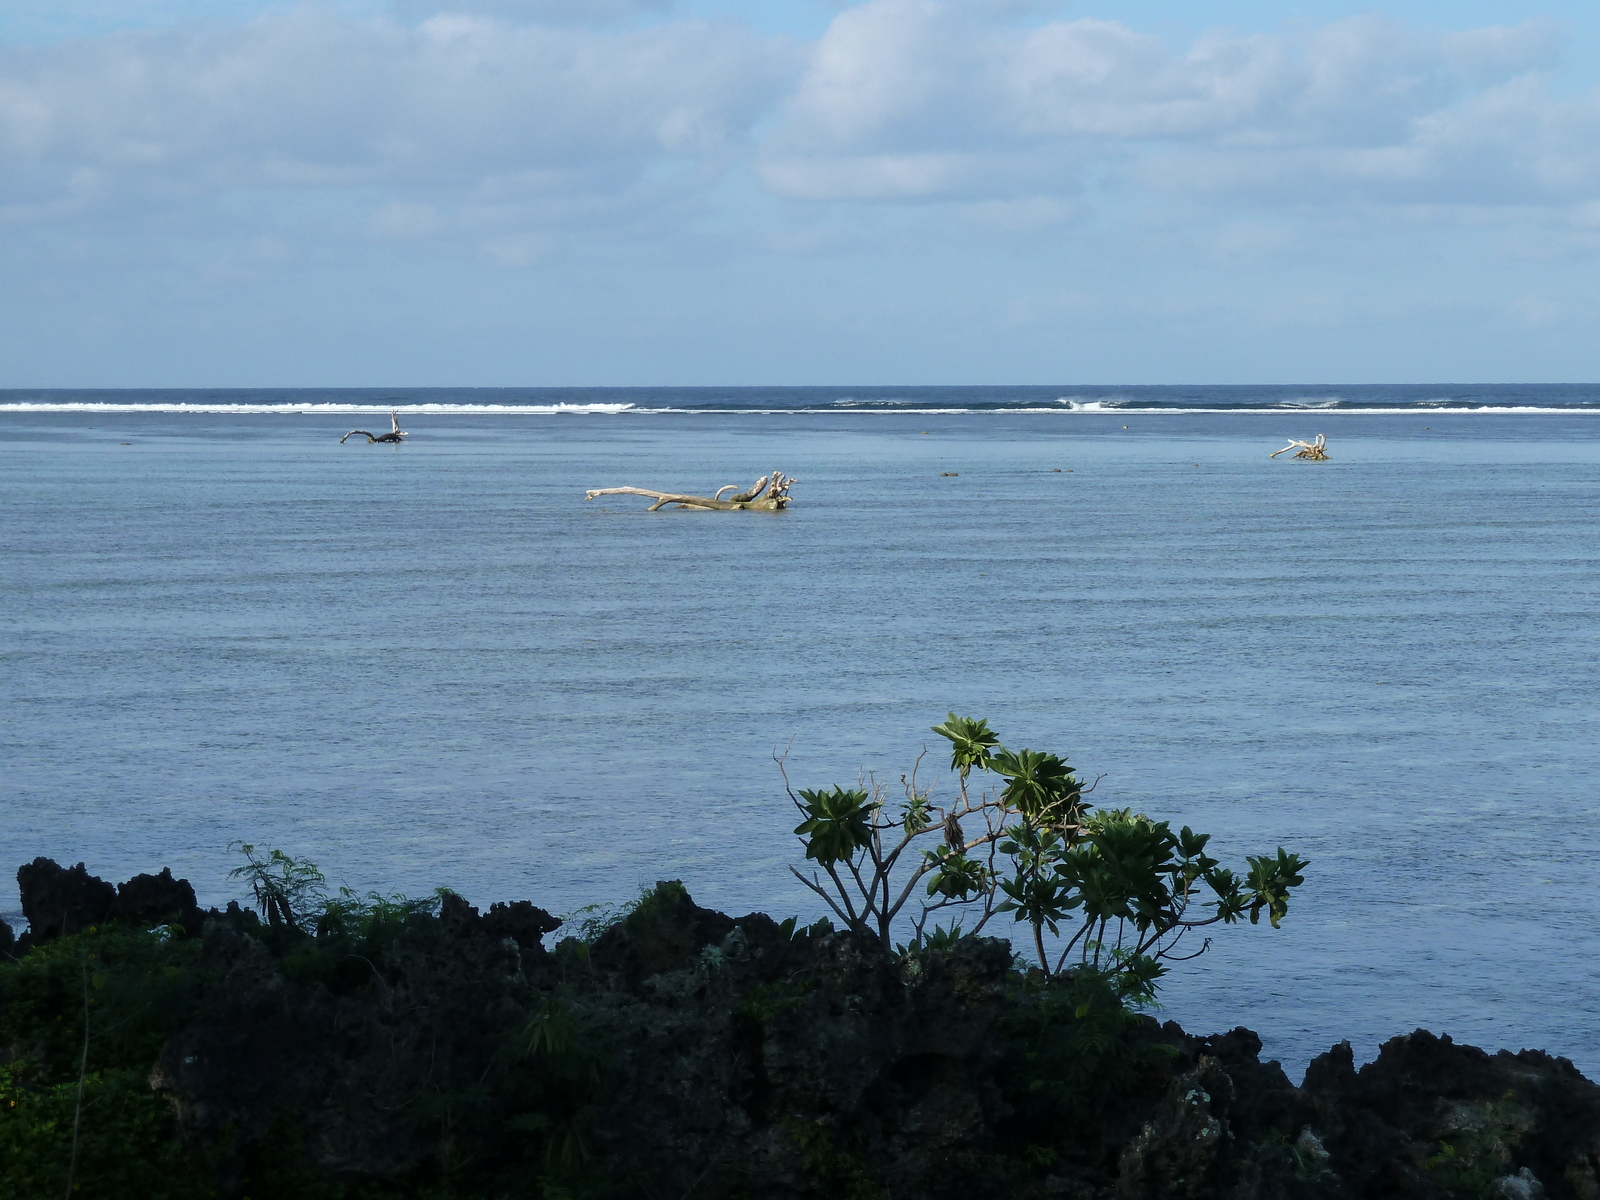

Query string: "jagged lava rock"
[[1297, 1031, 1600, 1199], [8, 860, 1600, 1200], [16, 856, 116, 949], [114, 866, 205, 932]]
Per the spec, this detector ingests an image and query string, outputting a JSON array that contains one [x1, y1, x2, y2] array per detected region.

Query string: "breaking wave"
[[4, 386, 1600, 417], [0, 402, 638, 416]]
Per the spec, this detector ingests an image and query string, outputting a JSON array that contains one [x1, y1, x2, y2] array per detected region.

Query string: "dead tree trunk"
[[1270, 434, 1328, 461], [585, 471, 797, 511], [341, 412, 407, 444]]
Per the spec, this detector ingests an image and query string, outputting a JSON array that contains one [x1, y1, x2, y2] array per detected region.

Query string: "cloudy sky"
[[3, 0, 1599, 385]]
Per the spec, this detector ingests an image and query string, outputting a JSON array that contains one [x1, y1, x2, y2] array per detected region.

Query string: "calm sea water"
[[4, 385, 1600, 1080]]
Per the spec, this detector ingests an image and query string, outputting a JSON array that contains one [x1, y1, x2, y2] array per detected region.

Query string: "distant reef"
[[2, 857, 1597, 1200]]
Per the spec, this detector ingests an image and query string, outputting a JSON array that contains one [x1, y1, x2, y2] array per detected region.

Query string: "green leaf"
[[992, 748, 1082, 821], [932, 713, 1000, 778], [923, 847, 989, 899], [1243, 848, 1308, 928], [793, 786, 875, 865], [902, 789, 933, 836]]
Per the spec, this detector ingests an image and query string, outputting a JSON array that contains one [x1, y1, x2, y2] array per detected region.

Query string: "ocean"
[[3, 383, 1599, 1079]]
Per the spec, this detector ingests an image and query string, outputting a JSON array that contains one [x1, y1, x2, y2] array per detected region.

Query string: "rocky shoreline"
[[2, 858, 1597, 1199]]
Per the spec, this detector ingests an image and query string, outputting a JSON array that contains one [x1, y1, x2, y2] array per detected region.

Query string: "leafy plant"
[[786, 714, 1307, 997], [784, 1117, 887, 1200], [779, 720, 1014, 950], [0, 927, 213, 1200], [506, 994, 604, 1169], [227, 842, 327, 931], [0, 1064, 208, 1200], [315, 886, 441, 939], [997, 967, 1177, 1140]]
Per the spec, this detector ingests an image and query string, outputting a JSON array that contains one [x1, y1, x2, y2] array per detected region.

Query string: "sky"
[[3, 0, 1600, 385]]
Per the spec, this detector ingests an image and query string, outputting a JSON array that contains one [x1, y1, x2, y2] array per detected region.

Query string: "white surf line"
[[4, 403, 1599, 416], [0, 402, 639, 415]]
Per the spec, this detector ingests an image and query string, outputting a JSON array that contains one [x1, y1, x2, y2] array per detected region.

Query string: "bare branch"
[[585, 472, 795, 510], [790, 867, 853, 927], [339, 411, 407, 444], [1270, 433, 1329, 460]]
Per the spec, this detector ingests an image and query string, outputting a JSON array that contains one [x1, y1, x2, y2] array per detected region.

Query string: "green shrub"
[[0, 927, 212, 1200], [0, 1064, 208, 1200], [787, 713, 1308, 999], [997, 969, 1176, 1145]]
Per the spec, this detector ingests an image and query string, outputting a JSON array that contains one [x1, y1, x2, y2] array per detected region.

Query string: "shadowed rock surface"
[[3, 859, 1598, 1199], [113, 867, 206, 932], [15, 857, 117, 951]]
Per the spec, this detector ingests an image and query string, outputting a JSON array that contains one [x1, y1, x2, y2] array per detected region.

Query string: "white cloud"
[[0, 7, 795, 235], [759, 1, 1599, 211], [1, 0, 1599, 250]]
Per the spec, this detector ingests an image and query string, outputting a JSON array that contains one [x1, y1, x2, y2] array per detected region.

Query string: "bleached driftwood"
[[1270, 434, 1328, 461], [341, 412, 407, 444], [585, 471, 797, 511]]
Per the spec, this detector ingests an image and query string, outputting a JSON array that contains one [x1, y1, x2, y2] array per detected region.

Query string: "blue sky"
[[3, 0, 1599, 385]]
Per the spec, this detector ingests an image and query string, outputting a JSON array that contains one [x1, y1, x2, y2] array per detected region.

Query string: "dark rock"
[[158, 896, 537, 1180], [16, 860, 1599, 1200], [113, 867, 204, 933], [1304, 1038, 1360, 1096], [481, 898, 561, 952], [1193, 1026, 1301, 1147], [436, 887, 480, 936], [153, 926, 339, 1144], [432, 890, 560, 956], [16, 857, 116, 950], [200, 900, 261, 936], [588, 879, 736, 989], [148, 881, 1032, 1197], [1115, 1059, 1232, 1198], [1301, 1030, 1600, 1200], [0, 915, 13, 959], [572, 898, 1018, 1198]]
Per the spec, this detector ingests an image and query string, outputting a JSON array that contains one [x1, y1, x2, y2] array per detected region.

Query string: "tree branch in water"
[[585, 471, 797, 511]]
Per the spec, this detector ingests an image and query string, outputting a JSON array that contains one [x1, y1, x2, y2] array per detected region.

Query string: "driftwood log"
[[585, 471, 796, 511], [1270, 434, 1328, 461], [340, 412, 407, 444]]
